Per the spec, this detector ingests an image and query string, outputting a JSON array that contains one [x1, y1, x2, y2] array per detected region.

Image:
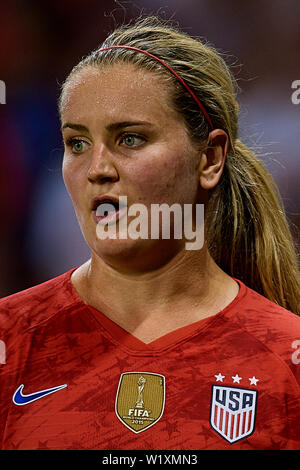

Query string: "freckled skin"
[[61, 63, 202, 270]]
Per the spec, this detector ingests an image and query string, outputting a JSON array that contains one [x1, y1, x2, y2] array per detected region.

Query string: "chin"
[[90, 235, 185, 274], [91, 235, 151, 265]]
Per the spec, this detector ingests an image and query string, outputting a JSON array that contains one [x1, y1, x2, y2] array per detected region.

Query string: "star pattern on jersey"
[[214, 372, 259, 386], [115, 355, 131, 373], [66, 334, 80, 349], [197, 424, 215, 445], [232, 373, 242, 384], [164, 419, 179, 439], [214, 373, 225, 382], [37, 440, 51, 450], [249, 376, 259, 386], [263, 328, 281, 344]]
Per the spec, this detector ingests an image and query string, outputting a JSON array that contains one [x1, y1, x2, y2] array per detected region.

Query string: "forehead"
[[60, 63, 179, 125]]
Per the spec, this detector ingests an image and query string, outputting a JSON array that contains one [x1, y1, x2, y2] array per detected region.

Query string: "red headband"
[[96, 45, 214, 130]]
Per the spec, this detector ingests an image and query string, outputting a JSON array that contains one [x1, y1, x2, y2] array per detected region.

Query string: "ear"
[[198, 129, 229, 190]]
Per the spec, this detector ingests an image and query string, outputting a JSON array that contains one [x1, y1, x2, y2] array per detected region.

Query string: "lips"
[[91, 195, 127, 225]]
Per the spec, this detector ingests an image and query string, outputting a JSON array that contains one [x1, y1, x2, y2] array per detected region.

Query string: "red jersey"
[[0, 267, 299, 450]]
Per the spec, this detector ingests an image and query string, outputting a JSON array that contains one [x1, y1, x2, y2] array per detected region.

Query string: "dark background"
[[0, 0, 299, 297]]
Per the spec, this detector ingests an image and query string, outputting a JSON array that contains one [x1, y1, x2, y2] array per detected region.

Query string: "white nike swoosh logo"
[[13, 383, 67, 405]]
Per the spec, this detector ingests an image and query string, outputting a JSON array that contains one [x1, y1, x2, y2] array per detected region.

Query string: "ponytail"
[[206, 138, 300, 314]]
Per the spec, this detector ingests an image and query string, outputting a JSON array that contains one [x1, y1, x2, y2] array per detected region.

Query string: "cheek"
[[62, 158, 85, 207], [126, 151, 196, 204]]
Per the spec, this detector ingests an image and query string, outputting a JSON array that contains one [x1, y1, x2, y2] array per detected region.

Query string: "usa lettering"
[[215, 388, 254, 410]]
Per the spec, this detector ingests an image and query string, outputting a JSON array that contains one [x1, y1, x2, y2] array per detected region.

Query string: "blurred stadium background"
[[0, 0, 299, 297]]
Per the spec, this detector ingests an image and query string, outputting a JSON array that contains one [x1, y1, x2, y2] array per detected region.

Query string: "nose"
[[87, 144, 119, 183]]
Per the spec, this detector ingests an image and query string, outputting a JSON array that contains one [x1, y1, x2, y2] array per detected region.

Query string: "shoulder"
[[0, 267, 78, 334], [228, 278, 300, 385], [232, 279, 300, 338]]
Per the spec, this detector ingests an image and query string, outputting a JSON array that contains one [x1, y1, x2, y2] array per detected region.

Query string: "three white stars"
[[214, 372, 259, 386]]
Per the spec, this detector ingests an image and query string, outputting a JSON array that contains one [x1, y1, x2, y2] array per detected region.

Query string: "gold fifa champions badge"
[[115, 372, 165, 433]]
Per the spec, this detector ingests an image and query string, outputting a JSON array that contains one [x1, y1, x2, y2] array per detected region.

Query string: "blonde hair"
[[59, 15, 300, 314]]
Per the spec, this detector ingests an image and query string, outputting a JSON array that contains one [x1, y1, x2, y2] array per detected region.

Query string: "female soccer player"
[[1, 15, 300, 450]]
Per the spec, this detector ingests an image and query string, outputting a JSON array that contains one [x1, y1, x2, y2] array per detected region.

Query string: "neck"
[[71, 243, 239, 342]]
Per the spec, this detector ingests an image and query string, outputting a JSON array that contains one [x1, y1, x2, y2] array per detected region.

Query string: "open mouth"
[[92, 196, 127, 225]]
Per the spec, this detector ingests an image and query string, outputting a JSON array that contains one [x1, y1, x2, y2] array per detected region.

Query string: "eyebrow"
[[61, 121, 153, 132]]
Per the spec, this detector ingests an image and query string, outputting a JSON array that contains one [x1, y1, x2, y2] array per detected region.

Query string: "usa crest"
[[115, 372, 165, 433], [210, 385, 258, 444]]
